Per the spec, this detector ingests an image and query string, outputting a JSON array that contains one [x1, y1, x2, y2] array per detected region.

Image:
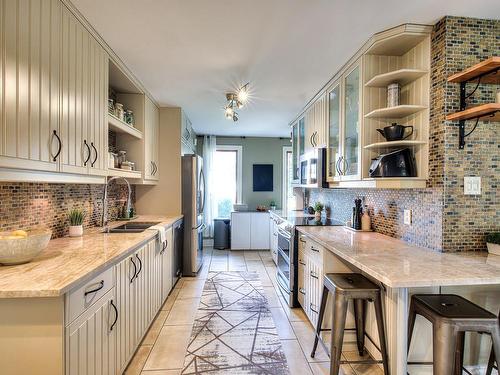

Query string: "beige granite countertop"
[[0, 215, 183, 298], [296, 226, 500, 288]]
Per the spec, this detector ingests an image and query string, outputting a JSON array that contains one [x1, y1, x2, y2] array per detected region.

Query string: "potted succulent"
[[68, 208, 85, 237], [313, 202, 324, 220], [486, 232, 500, 255]]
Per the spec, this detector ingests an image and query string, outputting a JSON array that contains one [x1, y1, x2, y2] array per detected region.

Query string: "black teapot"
[[376, 123, 413, 141]]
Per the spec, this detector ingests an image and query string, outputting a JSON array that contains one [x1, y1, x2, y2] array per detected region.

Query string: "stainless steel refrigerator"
[[181, 154, 205, 276]]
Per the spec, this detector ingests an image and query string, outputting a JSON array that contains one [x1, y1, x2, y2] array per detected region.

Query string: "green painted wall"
[[197, 136, 291, 210]]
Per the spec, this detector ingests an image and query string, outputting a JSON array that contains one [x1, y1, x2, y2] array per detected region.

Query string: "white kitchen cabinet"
[[0, 0, 61, 172], [161, 227, 173, 302], [60, 4, 108, 177], [231, 212, 270, 250], [144, 96, 160, 181], [0, 0, 108, 181], [231, 212, 252, 250], [66, 288, 117, 375]]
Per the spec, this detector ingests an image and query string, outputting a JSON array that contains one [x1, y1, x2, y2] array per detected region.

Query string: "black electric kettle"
[[376, 123, 413, 141]]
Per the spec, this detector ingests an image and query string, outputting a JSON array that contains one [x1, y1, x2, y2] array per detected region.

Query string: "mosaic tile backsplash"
[[0, 182, 135, 239], [308, 16, 499, 252]]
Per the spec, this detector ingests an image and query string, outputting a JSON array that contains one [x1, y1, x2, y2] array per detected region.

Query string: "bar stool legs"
[[330, 292, 348, 375], [353, 299, 366, 356], [373, 294, 390, 375], [311, 286, 330, 358]]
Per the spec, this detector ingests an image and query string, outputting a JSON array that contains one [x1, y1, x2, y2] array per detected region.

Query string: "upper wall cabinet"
[[291, 24, 431, 189], [0, 0, 108, 183], [181, 111, 196, 155], [59, 4, 108, 177], [0, 0, 62, 173]]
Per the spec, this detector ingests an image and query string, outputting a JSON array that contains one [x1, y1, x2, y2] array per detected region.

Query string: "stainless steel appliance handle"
[[277, 227, 292, 240], [276, 272, 290, 295], [199, 168, 206, 214]]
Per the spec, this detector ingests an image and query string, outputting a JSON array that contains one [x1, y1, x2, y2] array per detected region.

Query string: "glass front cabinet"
[[326, 61, 362, 183]]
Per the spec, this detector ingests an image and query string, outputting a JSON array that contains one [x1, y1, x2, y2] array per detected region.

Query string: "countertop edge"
[[0, 215, 183, 299]]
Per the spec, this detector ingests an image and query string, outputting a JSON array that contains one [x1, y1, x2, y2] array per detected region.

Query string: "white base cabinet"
[[231, 212, 270, 250]]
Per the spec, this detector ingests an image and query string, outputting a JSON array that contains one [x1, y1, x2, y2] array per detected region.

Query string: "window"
[[282, 146, 295, 212], [213, 145, 242, 218]]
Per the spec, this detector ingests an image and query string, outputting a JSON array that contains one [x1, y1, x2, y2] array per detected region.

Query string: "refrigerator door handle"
[[199, 168, 206, 214], [193, 222, 204, 230]]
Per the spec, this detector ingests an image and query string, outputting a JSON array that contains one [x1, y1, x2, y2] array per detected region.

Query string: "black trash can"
[[213, 218, 230, 249]]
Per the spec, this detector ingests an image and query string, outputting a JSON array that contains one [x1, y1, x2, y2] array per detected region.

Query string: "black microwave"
[[298, 148, 327, 188]]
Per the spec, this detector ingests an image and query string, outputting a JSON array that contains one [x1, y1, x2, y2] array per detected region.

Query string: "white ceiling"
[[72, 0, 500, 137]]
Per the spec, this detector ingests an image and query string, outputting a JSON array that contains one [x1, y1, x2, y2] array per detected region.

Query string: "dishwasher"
[[172, 219, 184, 287]]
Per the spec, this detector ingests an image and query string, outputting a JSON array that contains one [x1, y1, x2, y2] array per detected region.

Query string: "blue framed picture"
[[253, 164, 273, 192]]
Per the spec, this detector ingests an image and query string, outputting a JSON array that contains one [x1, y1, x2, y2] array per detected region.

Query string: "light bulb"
[[237, 86, 249, 105], [225, 106, 234, 120]]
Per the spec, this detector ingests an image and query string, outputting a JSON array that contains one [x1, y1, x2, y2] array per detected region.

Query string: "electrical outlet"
[[464, 176, 481, 195], [404, 209, 412, 225]]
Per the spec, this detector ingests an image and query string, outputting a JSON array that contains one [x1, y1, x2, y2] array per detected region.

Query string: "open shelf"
[[363, 140, 427, 150], [446, 103, 500, 122], [365, 105, 427, 119], [447, 57, 500, 84], [108, 114, 143, 139], [365, 69, 427, 87], [108, 167, 142, 179]]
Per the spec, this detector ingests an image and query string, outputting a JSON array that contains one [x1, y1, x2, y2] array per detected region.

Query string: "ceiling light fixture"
[[224, 83, 250, 122]]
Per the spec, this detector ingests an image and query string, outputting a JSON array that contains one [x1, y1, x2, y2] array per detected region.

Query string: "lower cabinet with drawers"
[[0, 225, 175, 375]]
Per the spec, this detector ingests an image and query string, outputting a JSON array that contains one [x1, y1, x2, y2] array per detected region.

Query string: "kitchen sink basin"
[[106, 222, 160, 233]]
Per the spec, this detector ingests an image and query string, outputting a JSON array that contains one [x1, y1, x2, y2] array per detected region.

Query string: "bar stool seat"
[[408, 294, 500, 375], [311, 273, 389, 375]]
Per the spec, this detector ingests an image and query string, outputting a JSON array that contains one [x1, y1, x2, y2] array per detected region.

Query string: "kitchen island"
[[296, 226, 500, 375]]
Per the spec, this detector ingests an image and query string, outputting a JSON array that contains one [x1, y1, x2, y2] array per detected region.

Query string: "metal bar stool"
[[408, 294, 500, 375], [311, 273, 390, 375]]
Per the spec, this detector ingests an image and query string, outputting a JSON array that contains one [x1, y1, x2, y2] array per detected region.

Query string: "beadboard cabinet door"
[[66, 288, 117, 375], [59, 5, 108, 177], [0, 0, 61, 172], [144, 96, 160, 181], [161, 227, 173, 302]]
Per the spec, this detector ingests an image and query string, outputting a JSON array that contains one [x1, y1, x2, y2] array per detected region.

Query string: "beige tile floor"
[[124, 248, 383, 375]]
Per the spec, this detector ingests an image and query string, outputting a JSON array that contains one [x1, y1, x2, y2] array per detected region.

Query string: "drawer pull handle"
[[299, 288, 306, 295], [310, 271, 319, 279], [110, 299, 118, 331], [299, 238, 306, 243], [135, 254, 143, 277], [299, 260, 306, 265], [160, 239, 168, 254], [130, 257, 137, 283], [310, 303, 318, 313], [311, 246, 320, 253], [84, 280, 104, 297]]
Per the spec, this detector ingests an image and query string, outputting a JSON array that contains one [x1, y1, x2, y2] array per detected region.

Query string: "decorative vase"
[[487, 242, 500, 255], [69, 225, 83, 237], [315, 211, 321, 220]]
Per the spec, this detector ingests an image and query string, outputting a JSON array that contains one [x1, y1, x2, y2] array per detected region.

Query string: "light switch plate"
[[404, 209, 412, 225], [464, 176, 481, 195]]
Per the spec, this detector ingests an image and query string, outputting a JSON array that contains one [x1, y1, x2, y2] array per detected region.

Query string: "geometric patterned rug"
[[181, 271, 290, 374]]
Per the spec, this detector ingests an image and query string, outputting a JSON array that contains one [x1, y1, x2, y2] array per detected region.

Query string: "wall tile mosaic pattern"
[[0, 182, 135, 239]]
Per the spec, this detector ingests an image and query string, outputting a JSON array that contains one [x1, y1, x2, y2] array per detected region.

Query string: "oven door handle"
[[277, 227, 292, 240], [276, 272, 290, 295]]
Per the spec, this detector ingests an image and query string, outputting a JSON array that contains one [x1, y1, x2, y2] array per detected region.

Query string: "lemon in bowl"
[[0, 229, 52, 265]]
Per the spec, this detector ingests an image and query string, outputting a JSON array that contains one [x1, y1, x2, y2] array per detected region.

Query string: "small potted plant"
[[269, 201, 276, 211], [313, 202, 324, 220], [486, 232, 500, 255], [68, 208, 85, 237]]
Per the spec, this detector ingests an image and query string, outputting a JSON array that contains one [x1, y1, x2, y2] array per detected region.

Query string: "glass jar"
[[115, 103, 124, 121], [108, 98, 115, 114], [124, 110, 135, 126], [117, 150, 127, 167]]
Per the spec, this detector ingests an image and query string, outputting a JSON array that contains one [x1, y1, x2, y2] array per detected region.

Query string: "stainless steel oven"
[[276, 224, 295, 307]]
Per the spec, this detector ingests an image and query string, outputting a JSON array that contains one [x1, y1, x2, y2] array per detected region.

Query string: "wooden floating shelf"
[[447, 57, 500, 84], [365, 69, 427, 87], [364, 140, 427, 150], [446, 103, 500, 122], [365, 105, 427, 119], [108, 167, 142, 179], [108, 114, 143, 139]]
